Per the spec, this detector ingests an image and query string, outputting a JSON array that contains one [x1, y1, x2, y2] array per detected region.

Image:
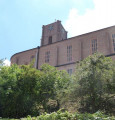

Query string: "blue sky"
[[0, 0, 115, 65]]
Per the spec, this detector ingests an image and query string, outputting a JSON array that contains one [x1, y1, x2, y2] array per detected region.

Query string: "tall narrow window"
[[112, 34, 115, 52], [67, 45, 72, 62], [30, 55, 35, 62], [67, 69, 72, 75], [48, 36, 52, 44], [92, 39, 97, 54], [16, 57, 19, 65], [45, 51, 50, 63]]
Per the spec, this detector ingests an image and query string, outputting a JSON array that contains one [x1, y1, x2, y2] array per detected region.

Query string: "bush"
[[1, 110, 114, 120], [0, 64, 70, 118], [28, 110, 115, 120]]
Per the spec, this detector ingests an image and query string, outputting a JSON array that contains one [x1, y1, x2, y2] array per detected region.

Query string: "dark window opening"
[[48, 36, 52, 44]]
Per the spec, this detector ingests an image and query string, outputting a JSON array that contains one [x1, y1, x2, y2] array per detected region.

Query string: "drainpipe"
[[35, 46, 40, 69]]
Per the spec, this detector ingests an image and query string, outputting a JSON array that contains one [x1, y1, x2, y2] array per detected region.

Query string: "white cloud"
[[3, 59, 11, 66], [64, 0, 115, 37]]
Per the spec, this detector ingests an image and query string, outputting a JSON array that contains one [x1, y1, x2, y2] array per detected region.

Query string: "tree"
[[37, 64, 70, 112], [72, 53, 114, 113], [111, 61, 115, 93], [0, 63, 69, 118], [0, 64, 43, 118]]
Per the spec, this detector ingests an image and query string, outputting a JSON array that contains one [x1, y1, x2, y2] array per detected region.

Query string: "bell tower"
[[41, 20, 67, 46]]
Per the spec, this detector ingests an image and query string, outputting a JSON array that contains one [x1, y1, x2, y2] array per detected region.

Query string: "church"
[[11, 20, 115, 75]]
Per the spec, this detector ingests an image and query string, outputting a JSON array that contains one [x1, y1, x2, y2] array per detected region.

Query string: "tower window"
[[92, 39, 97, 54], [112, 34, 115, 52], [67, 45, 72, 62], [45, 51, 50, 63], [48, 36, 52, 44]]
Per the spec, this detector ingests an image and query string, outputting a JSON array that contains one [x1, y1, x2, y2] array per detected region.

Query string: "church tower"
[[41, 20, 67, 46]]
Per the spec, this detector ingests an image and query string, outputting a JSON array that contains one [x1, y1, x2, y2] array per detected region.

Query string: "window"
[[112, 34, 115, 52], [45, 51, 50, 63], [67, 45, 72, 62], [92, 39, 97, 54], [48, 36, 52, 44], [67, 69, 72, 75], [16, 57, 19, 65], [30, 55, 35, 62]]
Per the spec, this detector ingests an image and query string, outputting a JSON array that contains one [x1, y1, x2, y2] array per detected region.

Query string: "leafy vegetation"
[[0, 110, 115, 120], [69, 53, 115, 114], [0, 64, 69, 118], [0, 59, 4, 66], [0, 53, 115, 119]]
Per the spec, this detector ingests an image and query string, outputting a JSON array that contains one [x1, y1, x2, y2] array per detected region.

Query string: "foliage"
[[111, 61, 115, 93], [0, 53, 115, 118], [0, 64, 40, 118], [71, 53, 115, 113], [38, 64, 70, 112], [37, 109, 74, 120], [1, 110, 115, 120], [0, 64, 69, 118], [0, 59, 4, 66]]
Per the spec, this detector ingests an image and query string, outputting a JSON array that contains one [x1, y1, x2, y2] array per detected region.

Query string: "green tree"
[[0, 63, 69, 118], [0, 64, 20, 117], [111, 61, 115, 93], [0, 64, 42, 118], [72, 53, 114, 113], [37, 64, 70, 112]]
